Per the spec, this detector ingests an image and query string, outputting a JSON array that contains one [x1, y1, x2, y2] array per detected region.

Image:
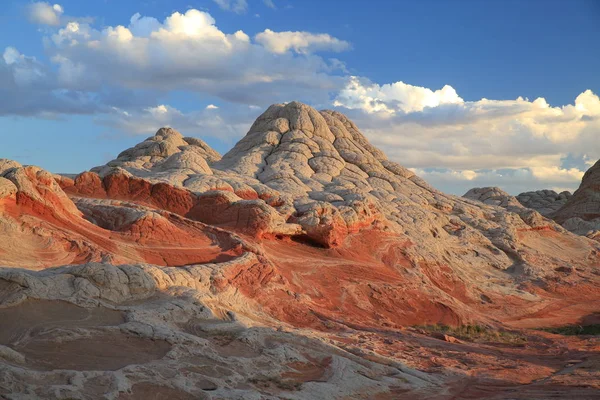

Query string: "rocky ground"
[[466, 161, 600, 242], [1, 102, 599, 399]]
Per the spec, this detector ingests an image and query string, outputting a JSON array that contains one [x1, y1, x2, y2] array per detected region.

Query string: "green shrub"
[[414, 324, 527, 344], [541, 324, 600, 336]]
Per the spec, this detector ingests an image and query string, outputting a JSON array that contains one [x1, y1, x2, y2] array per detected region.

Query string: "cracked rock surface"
[[1, 102, 600, 399], [551, 159, 600, 239], [516, 189, 572, 216], [466, 163, 600, 243]]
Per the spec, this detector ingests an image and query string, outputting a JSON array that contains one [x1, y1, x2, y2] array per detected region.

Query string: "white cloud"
[[128, 13, 162, 36], [334, 77, 600, 194], [334, 76, 463, 113], [11, 5, 600, 195], [98, 103, 256, 142], [2, 47, 47, 86], [44, 9, 346, 105], [255, 29, 351, 54], [2, 47, 21, 65], [0, 46, 112, 117], [27, 2, 64, 26], [5, 7, 349, 118], [212, 0, 248, 14], [413, 167, 586, 196], [263, 0, 276, 9]]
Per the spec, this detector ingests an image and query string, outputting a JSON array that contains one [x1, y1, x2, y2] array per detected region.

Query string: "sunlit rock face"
[[1, 103, 600, 399], [463, 187, 525, 211], [550, 159, 600, 239], [469, 161, 600, 242]]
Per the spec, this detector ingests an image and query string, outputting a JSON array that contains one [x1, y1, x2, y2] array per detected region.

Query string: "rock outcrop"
[[479, 161, 600, 241], [551, 160, 600, 238], [93, 127, 221, 177], [463, 187, 525, 211], [0, 161, 242, 268], [516, 189, 572, 216], [86, 103, 600, 324], [1, 102, 600, 399]]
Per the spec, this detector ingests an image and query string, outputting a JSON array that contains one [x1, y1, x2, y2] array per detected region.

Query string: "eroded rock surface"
[[516, 189, 572, 216], [475, 161, 600, 242], [0, 162, 243, 268], [552, 160, 600, 239], [1, 102, 600, 399], [464, 187, 525, 211]]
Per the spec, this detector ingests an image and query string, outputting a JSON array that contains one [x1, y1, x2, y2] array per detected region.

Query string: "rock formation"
[[516, 189, 572, 216], [463, 187, 525, 211], [550, 159, 600, 239], [1, 102, 600, 399], [466, 165, 600, 243]]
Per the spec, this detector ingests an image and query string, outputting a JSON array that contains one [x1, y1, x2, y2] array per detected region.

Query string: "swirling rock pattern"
[[0, 103, 599, 399]]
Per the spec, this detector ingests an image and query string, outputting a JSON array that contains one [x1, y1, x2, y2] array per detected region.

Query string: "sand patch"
[[17, 330, 171, 371], [0, 299, 125, 345], [0, 299, 170, 371]]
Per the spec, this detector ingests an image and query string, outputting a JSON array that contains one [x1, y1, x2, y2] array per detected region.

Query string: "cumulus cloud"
[[98, 103, 257, 142], [4, 6, 350, 131], [334, 77, 600, 194], [0, 46, 110, 117], [11, 5, 600, 195], [212, 0, 248, 14], [334, 76, 463, 113], [255, 29, 351, 54], [43, 9, 346, 106], [413, 167, 586, 196], [27, 2, 64, 26]]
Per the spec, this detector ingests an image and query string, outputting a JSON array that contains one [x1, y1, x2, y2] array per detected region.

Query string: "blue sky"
[[1, 0, 599, 194]]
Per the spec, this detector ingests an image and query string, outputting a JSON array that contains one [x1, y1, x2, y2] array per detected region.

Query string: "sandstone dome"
[[1, 102, 599, 399]]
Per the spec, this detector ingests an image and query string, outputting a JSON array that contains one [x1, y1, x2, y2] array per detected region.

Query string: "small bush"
[[249, 375, 302, 391], [541, 324, 600, 336], [415, 324, 527, 344]]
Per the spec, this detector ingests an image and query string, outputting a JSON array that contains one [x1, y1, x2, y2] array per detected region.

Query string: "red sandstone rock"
[[1, 103, 600, 398], [0, 165, 241, 268]]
